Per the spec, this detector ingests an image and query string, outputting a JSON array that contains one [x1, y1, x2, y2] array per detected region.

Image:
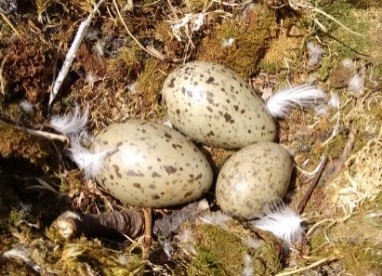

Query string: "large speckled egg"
[[161, 61, 276, 149], [91, 120, 213, 208], [216, 142, 292, 219]]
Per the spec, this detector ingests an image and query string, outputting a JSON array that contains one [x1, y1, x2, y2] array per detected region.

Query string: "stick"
[[142, 207, 152, 260], [275, 257, 339, 276], [312, 8, 364, 37], [48, 0, 105, 106], [297, 155, 328, 214], [0, 119, 68, 143], [0, 12, 21, 37]]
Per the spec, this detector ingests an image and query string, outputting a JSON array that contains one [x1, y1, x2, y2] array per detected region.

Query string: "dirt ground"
[[0, 0, 381, 275]]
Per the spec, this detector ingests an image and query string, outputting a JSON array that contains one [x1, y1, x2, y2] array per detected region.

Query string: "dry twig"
[[297, 156, 328, 214], [142, 207, 153, 260], [49, 0, 105, 105], [0, 119, 68, 143], [275, 256, 339, 276]]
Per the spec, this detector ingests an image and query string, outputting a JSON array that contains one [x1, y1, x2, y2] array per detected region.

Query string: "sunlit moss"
[[196, 4, 277, 77], [182, 222, 283, 275]]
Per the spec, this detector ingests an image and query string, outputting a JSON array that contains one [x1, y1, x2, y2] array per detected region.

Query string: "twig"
[[0, 53, 9, 95], [0, 12, 21, 37], [297, 155, 328, 214], [142, 207, 152, 260], [312, 8, 364, 37], [275, 257, 339, 276], [0, 119, 68, 143], [112, 0, 165, 61], [49, 0, 105, 106]]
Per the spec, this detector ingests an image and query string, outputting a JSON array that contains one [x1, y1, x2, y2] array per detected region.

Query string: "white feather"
[[348, 72, 364, 94], [328, 93, 340, 109], [222, 37, 235, 47], [2, 246, 42, 273], [19, 100, 34, 114], [50, 105, 89, 135], [242, 254, 253, 276], [266, 84, 327, 118], [251, 205, 304, 246], [199, 211, 232, 229], [307, 41, 324, 66], [68, 135, 115, 179]]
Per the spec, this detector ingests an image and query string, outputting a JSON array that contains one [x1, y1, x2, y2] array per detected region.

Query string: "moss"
[[132, 58, 168, 118], [315, 52, 333, 82], [310, 203, 382, 275], [317, 0, 369, 57], [190, 224, 246, 274], [184, 222, 283, 275], [260, 34, 302, 74], [184, 0, 210, 13], [324, 132, 347, 159], [310, 191, 382, 274], [1, 36, 58, 104], [0, 124, 58, 171], [196, 4, 277, 77]]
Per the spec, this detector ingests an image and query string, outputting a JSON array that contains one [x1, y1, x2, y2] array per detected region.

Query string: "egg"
[[91, 120, 213, 208], [161, 61, 276, 149], [215, 142, 292, 219]]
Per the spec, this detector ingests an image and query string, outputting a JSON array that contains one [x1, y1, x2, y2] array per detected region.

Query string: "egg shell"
[[91, 120, 213, 208], [161, 61, 276, 149], [216, 142, 292, 219]]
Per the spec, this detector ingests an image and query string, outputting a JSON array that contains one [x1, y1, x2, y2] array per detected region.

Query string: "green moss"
[[324, 132, 347, 159], [310, 192, 382, 275], [189, 224, 246, 274], [132, 58, 168, 118], [317, 0, 369, 57], [185, 223, 282, 275], [196, 4, 277, 77], [315, 52, 333, 81]]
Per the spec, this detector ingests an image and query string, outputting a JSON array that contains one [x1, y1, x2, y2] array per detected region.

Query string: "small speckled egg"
[[216, 142, 292, 219], [161, 61, 276, 149], [91, 120, 213, 208]]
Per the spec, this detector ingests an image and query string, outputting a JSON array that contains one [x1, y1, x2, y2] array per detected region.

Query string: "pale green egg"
[[161, 61, 276, 149], [216, 142, 292, 219]]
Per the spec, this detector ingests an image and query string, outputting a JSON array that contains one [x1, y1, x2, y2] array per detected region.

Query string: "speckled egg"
[[161, 61, 276, 149], [216, 142, 292, 219], [91, 120, 213, 208]]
